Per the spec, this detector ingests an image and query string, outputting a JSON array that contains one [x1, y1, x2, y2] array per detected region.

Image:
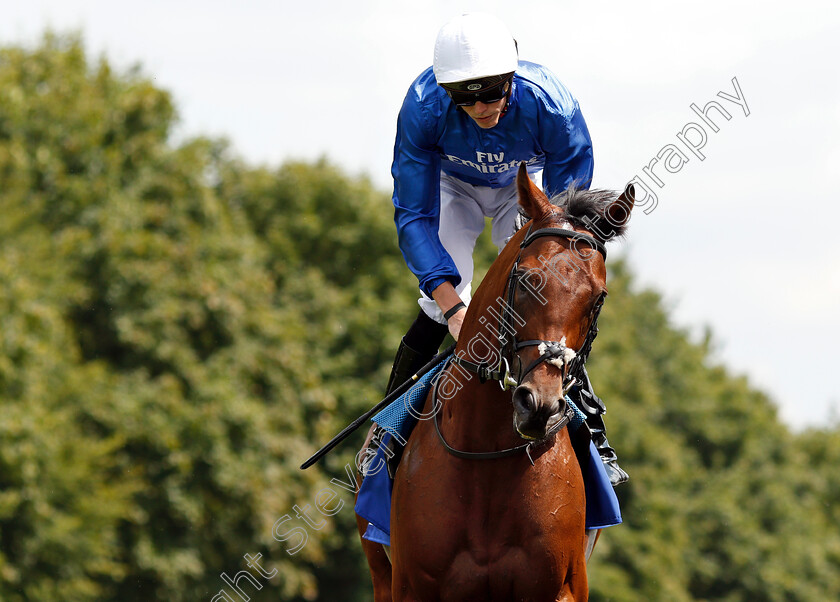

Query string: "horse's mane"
[[515, 185, 630, 240]]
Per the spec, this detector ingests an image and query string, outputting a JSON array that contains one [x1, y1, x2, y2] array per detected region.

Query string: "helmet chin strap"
[[501, 98, 511, 117], [500, 81, 513, 118]]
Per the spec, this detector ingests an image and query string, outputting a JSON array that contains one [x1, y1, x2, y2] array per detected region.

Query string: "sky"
[[3, 0, 839, 429]]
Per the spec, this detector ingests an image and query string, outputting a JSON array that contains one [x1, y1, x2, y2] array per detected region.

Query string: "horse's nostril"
[[513, 387, 536, 413]]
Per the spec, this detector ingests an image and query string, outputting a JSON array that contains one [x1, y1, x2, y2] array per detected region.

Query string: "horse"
[[356, 163, 634, 601]]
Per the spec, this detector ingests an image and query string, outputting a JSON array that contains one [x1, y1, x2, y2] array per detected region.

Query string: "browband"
[[520, 228, 607, 260]]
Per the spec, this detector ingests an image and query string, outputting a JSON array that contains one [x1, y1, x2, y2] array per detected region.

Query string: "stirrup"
[[591, 429, 629, 486], [573, 368, 629, 487], [359, 424, 399, 479]]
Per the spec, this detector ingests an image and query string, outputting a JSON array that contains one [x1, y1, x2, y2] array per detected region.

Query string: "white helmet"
[[433, 13, 518, 85]]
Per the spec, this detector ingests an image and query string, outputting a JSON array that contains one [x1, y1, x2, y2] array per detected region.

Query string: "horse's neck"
[[440, 373, 522, 451], [441, 223, 539, 446], [444, 287, 522, 450]]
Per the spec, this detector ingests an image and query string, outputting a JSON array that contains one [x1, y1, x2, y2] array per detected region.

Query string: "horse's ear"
[[603, 182, 635, 234], [516, 163, 552, 220]]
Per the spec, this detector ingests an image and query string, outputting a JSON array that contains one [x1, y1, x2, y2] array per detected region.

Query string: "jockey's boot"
[[574, 367, 629, 487], [370, 311, 449, 477], [386, 310, 450, 395], [385, 337, 429, 396]]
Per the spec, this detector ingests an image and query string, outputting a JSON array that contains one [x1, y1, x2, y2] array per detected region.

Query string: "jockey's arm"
[[540, 103, 594, 196], [432, 281, 466, 341]]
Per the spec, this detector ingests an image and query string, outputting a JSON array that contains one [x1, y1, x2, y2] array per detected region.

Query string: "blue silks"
[[392, 61, 594, 297]]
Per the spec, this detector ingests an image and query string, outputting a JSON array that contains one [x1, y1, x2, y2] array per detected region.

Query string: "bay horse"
[[356, 164, 634, 601]]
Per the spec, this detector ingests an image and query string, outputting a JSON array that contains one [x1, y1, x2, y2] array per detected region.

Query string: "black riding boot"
[[386, 309, 450, 394], [385, 337, 430, 396], [573, 367, 629, 487], [371, 311, 449, 477]]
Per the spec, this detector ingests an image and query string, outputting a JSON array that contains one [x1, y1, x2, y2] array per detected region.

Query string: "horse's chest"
[[392, 436, 586, 599]]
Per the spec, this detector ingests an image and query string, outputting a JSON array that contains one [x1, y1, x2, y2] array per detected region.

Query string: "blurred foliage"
[[1, 33, 838, 601]]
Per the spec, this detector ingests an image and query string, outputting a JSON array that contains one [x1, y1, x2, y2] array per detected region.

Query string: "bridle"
[[435, 224, 607, 461], [452, 224, 607, 394]]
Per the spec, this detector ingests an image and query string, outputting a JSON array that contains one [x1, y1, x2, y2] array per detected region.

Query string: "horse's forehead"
[[523, 221, 607, 282]]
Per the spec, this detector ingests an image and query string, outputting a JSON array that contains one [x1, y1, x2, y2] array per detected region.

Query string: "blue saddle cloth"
[[355, 357, 622, 546]]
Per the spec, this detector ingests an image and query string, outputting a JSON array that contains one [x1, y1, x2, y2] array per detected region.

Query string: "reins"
[[431, 357, 575, 466]]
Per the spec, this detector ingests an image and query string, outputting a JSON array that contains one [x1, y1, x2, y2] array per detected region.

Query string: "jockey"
[[385, 13, 628, 486]]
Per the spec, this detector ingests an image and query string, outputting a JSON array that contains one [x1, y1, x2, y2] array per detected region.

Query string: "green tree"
[[0, 34, 347, 601]]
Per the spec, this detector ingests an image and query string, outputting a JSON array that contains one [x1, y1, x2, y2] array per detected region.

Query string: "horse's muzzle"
[[512, 385, 566, 441]]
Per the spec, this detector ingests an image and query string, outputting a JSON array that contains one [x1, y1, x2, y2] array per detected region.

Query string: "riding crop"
[[300, 343, 456, 470]]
